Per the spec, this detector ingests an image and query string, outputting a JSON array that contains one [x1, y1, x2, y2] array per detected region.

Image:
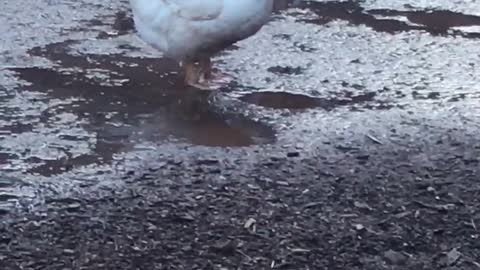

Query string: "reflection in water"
[[240, 91, 391, 111], [7, 40, 275, 176]]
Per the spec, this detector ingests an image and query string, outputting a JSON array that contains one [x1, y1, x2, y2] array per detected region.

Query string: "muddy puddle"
[[3, 40, 276, 177], [239, 90, 395, 111], [273, 0, 480, 38]]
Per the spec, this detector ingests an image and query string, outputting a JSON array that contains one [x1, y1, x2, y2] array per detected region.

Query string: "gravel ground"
[[1, 0, 480, 269]]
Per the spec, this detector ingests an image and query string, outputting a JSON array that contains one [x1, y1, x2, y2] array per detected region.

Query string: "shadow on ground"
[[1, 1, 480, 269]]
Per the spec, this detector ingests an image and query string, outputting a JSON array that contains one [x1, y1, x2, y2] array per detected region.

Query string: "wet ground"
[[1, 0, 480, 269]]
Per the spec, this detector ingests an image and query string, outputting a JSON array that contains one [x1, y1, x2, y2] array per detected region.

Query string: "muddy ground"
[[1, 0, 480, 269]]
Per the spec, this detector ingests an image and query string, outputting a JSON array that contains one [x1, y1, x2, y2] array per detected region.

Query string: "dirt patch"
[[5, 40, 276, 176], [1, 136, 480, 269], [1, 0, 480, 269]]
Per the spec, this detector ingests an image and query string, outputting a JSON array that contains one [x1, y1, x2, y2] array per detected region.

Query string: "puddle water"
[[240, 92, 319, 110], [4, 40, 275, 176], [273, 0, 480, 38], [369, 9, 480, 28], [239, 91, 393, 111]]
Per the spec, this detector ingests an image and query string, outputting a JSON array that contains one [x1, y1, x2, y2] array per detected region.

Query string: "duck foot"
[[186, 80, 223, 90], [207, 70, 233, 84], [183, 60, 230, 90], [200, 57, 233, 86]]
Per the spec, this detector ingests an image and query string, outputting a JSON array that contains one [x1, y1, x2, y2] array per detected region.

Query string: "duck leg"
[[199, 57, 232, 84], [182, 59, 221, 90], [183, 60, 201, 87]]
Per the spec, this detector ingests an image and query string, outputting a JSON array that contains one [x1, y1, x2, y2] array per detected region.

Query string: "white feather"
[[129, 0, 274, 59]]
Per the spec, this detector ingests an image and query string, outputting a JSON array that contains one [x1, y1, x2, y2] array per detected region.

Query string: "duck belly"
[[131, 0, 273, 60], [133, 16, 169, 53]]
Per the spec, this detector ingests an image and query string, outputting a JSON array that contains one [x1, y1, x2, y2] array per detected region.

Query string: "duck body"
[[129, 0, 274, 89]]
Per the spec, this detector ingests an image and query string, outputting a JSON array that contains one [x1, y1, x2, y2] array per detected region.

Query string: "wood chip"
[[447, 248, 461, 265], [290, 248, 311, 254], [244, 218, 257, 233], [354, 201, 372, 211], [384, 249, 408, 265], [366, 134, 383, 144]]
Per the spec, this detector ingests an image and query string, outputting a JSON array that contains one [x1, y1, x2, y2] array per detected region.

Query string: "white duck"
[[129, 0, 274, 89]]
